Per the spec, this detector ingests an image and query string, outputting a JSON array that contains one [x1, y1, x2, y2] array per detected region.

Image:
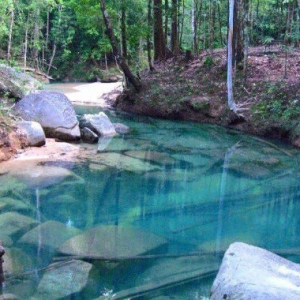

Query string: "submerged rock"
[[97, 136, 113, 151], [58, 225, 168, 258], [14, 91, 80, 141], [124, 150, 176, 166], [113, 255, 218, 299], [210, 242, 300, 299], [18, 220, 81, 250], [3, 247, 33, 276], [35, 260, 93, 300], [95, 153, 159, 173], [0, 212, 38, 237], [0, 197, 33, 212], [0, 294, 20, 300], [0, 159, 79, 189], [113, 123, 130, 134]]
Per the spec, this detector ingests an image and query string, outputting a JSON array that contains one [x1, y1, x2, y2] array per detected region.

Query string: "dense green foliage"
[[0, 0, 298, 80]]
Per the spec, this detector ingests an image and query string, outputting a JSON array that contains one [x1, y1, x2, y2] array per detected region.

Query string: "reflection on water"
[[1, 109, 300, 299]]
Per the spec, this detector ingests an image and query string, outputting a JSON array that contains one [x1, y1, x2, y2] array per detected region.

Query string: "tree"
[[147, 0, 155, 70], [99, 0, 142, 91], [171, 0, 180, 56], [7, 0, 14, 61], [227, 0, 237, 113], [153, 0, 166, 60], [120, 0, 127, 59]]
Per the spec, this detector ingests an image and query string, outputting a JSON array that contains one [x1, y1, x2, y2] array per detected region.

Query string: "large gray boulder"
[[210, 242, 300, 300], [14, 91, 80, 141], [0, 64, 42, 99], [17, 121, 46, 147], [79, 112, 116, 137]]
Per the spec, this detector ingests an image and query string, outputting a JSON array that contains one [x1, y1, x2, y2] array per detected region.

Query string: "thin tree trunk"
[[147, 0, 155, 70], [121, 0, 127, 59], [179, 0, 185, 48], [217, 4, 223, 46], [33, 8, 40, 70], [165, 0, 169, 44], [23, 14, 29, 71], [243, 0, 250, 84], [208, 0, 215, 54], [7, 4, 15, 61], [227, 0, 237, 112], [99, 0, 142, 91], [171, 0, 179, 56], [47, 43, 56, 76], [297, 0, 300, 46], [197, 0, 203, 50], [192, 0, 197, 53], [203, 12, 206, 49]]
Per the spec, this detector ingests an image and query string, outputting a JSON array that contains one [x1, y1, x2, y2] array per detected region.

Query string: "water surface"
[[1, 107, 300, 299]]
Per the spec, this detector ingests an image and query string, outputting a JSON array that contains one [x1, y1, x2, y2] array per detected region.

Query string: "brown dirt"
[[0, 127, 27, 163]]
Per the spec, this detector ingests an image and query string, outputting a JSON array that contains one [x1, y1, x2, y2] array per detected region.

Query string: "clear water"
[[1, 106, 300, 299]]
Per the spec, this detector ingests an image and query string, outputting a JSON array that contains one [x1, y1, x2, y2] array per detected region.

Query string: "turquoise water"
[[1, 108, 300, 299]]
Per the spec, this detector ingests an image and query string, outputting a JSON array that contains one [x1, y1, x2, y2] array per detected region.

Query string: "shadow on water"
[[1, 107, 300, 299]]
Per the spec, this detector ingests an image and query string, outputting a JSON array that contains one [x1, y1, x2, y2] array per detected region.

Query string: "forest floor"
[[116, 45, 300, 147]]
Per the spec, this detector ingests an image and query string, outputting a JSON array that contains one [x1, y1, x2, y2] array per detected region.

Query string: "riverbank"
[[115, 46, 300, 148], [0, 81, 123, 163], [45, 81, 122, 107]]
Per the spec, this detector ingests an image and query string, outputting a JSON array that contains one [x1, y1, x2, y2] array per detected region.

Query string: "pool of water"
[[1, 107, 300, 299]]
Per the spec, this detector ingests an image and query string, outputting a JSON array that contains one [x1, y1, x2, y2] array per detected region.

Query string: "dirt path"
[[46, 82, 123, 107]]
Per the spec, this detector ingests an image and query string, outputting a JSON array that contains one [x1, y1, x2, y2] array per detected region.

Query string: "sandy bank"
[[47, 82, 123, 108]]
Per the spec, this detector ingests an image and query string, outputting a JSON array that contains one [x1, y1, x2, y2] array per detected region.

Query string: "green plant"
[[0, 98, 15, 131], [203, 56, 215, 68]]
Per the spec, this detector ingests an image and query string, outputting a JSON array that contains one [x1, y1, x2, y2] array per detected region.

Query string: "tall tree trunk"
[[233, 0, 244, 67], [23, 14, 29, 71], [227, 0, 237, 112], [47, 43, 56, 76], [153, 0, 166, 60], [33, 8, 40, 70], [99, 0, 142, 91], [192, 0, 197, 54], [121, 0, 127, 59], [165, 0, 169, 45], [297, 0, 300, 46], [217, 3, 223, 46], [43, 7, 50, 67], [171, 0, 179, 56], [147, 0, 155, 70], [243, 0, 250, 84], [208, 0, 215, 54], [7, 4, 15, 61], [197, 0, 203, 50], [179, 0, 185, 48]]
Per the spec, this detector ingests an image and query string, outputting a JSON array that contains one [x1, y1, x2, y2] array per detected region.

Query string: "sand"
[[46, 82, 123, 107]]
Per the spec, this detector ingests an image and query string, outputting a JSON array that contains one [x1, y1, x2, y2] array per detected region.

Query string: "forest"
[[0, 0, 299, 81]]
